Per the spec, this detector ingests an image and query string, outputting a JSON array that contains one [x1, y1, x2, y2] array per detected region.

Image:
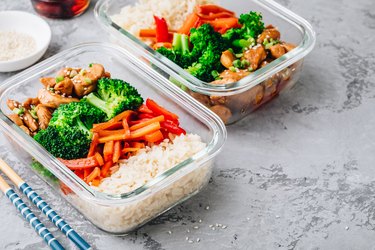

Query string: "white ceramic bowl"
[[0, 11, 51, 72]]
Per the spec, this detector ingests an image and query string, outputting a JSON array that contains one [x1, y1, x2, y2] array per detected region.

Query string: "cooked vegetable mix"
[[119, 3, 298, 123], [7, 63, 192, 192], [138, 5, 294, 83]]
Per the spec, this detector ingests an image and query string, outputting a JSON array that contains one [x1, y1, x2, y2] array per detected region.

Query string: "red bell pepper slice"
[[138, 113, 155, 119], [146, 98, 179, 122], [138, 104, 154, 114], [161, 120, 186, 135], [154, 16, 169, 43]]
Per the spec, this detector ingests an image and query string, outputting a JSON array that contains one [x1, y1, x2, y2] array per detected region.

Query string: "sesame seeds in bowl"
[[0, 11, 51, 72]]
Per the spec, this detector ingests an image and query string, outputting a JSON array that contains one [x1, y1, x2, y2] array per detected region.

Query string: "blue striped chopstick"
[[0, 175, 64, 250], [0, 159, 91, 250], [19, 182, 91, 250]]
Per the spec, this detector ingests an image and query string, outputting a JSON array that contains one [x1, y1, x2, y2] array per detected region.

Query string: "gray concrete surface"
[[1, 0, 375, 249]]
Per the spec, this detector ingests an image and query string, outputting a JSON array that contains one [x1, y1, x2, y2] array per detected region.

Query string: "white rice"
[[67, 133, 212, 233], [93, 133, 206, 194], [111, 0, 216, 37]]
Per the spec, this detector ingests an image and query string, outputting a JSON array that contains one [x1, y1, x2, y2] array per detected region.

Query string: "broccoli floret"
[[156, 33, 196, 69], [157, 46, 178, 62], [85, 78, 143, 120], [238, 11, 265, 39], [49, 101, 105, 130], [157, 24, 228, 82], [223, 11, 265, 50], [34, 102, 106, 160], [34, 125, 92, 160], [186, 24, 228, 82]]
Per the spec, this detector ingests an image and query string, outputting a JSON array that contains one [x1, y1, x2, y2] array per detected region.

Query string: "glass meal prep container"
[[95, 0, 316, 124], [0, 43, 226, 234]]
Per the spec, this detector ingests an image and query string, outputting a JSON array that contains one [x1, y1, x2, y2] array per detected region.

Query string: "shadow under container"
[[0, 43, 226, 234], [95, 0, 316, 124]]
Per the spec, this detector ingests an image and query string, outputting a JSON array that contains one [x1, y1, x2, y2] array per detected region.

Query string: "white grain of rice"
[[111, 0, 216, 37]]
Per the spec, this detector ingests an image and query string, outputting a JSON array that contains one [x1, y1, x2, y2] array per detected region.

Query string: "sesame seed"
[[193, 226, 199, 229], [345, 226, 349, 230], [188, 240, 194, 244], [222, 225, 227, 229], [168, 231, 172, 234], [187, 229, 190, 233], [212, 227, 216, 230], [185, 237, 189, 241], [84, 87, 88, 90], [209, 225, 213, 228], [199, 219, 202, 223], [196, 238, 200, 242], [205, 206, 210, 210]]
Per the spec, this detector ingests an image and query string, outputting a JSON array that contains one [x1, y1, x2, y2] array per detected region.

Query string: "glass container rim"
[[0, 42, 227, 205]]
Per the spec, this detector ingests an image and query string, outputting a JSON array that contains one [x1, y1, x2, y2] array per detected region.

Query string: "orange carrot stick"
[[85, 167, 100, 183], [130, 122, 161, 139], [139, 29, 156, 37], [178, 13, 200, 34], [113, 141, 121, 163], [99, 134, 128, 143], [111, 110, 134, 123], [92, 111, 134, 132], [103, 141, 114, 162], [130, 115, 165, 131], [98, 129, 126, 137], [84, 168, 92, 179], [92, 122, 123, 132], [87, 132, 99, 157], [91, 178, 101, 187], [94, 152, 104, 166], [144, 130, 164, 143], [122, 119, 131, 137], [101, 160, 113, 178]]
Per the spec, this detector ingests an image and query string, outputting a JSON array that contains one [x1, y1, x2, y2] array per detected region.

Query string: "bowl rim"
[[0, 10, 51, 66], [0, 42, 227, 205], [94, 0, 316, 96]]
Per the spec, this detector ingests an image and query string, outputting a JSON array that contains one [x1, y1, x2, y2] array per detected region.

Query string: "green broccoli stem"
[[172, 33, 190, 55], [180, 34, 190, 55], [76, 119, 92, 138], [85, 94, 111, 118], [172, 33, 182, 51]]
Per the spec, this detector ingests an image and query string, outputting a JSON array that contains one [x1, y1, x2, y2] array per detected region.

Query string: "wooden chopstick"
[[0, 158, 91, 250], [0, 174, 64, 250]]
